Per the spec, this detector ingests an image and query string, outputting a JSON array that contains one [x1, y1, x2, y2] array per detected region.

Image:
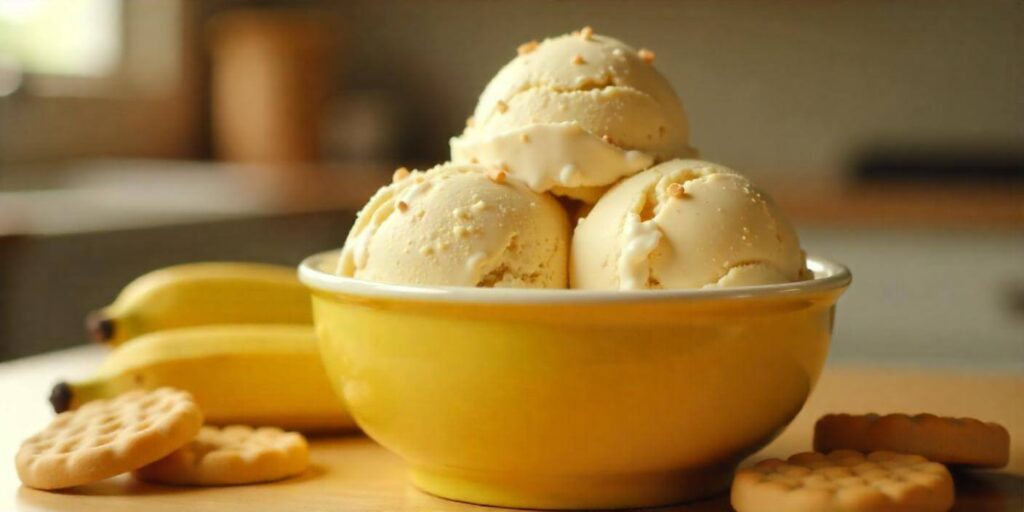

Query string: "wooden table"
[[2, 346, 1021, 511]]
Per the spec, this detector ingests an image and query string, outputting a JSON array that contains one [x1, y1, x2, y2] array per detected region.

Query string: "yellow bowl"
[[299, 251, 851, 509]]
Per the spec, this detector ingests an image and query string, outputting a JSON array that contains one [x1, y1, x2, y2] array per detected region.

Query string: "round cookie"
[[17, 387, 203, 490], [731, 450, 954, 512], [134, 425, 308, 486], [815, 413, 1010, 468]]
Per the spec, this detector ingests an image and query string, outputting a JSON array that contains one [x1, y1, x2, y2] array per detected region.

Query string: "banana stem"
[[49, 382, 72, 413], [50, 378, 112, 413], [85, 310, 116, 344]]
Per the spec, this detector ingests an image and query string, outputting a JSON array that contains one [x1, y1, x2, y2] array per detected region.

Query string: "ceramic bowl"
[[299, 251, 850, 509]]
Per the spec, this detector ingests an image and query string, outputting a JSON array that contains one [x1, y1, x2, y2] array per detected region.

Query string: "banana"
[[52, 325, 355, 432], [88, 262, 313, 345]]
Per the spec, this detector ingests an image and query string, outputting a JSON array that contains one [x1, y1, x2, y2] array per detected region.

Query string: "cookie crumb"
[[579, 26, 594, 40], [638, 48, 656, 64], [392, 167, 410, 182], [488, 168, 507, 184], [517, 40, 539, 56], [668, 183, 686, 199], [496, 100, 508, 113], [571, 54, 586, 65]]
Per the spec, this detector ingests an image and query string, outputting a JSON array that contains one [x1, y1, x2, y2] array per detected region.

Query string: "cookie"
[[731, 450, 954, 512], [134, 425, 308, 486], [16, 387, 203, 490], [815, 413, 1010, 468]]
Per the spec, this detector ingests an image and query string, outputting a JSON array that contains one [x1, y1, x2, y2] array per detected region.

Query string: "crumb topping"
[[392, 167, 410, 182], [488, 168, 507, 184], [517, 40, 539, 56]]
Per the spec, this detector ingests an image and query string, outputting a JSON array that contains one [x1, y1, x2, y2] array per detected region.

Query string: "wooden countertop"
[[1, 346, 1021, 511]]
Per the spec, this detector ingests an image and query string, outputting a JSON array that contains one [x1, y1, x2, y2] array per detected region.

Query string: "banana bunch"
[[58, 263, 355, 432]]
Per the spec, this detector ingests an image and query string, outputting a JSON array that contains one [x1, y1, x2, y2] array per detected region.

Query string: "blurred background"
[[0, 0, 1020, 366]]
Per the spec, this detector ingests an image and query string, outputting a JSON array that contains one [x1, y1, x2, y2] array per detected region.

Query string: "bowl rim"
[[298, 251, 851, 305]]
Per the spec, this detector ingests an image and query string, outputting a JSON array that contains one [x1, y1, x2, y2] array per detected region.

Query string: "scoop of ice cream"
[[571, 159, 807, 290], [451, 28, 694, 201], [338, 163, 570, 288]]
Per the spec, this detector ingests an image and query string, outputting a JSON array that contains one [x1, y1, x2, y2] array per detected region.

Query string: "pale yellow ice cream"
[[451, 28, 694, 202], [571, 159, 807, 290], [338, 163, 570, 288]]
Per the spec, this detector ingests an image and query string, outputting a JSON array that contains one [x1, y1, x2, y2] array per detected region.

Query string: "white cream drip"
[[451, 123, 654, 194], [350, 222, 378, 270], [617, 212, 662, 290]]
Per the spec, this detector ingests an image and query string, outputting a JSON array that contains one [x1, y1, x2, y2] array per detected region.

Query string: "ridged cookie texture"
[[135, 425, 308, 486], [732, 450, 954, 512], [17, 388, 203, 490], [815, 413, 1010, 468]]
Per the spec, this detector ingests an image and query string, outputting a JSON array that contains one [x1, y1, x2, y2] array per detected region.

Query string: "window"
[[0, 0, 183, 98], [0, 0, 122, 79], [0, 0, 196, 163]]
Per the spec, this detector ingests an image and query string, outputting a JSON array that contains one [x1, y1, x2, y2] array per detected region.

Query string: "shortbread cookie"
[[16, 387, 203, 490], [135, 425, 308, 485], [815, 413, 1010, 468], [732, 450, 954, 512]]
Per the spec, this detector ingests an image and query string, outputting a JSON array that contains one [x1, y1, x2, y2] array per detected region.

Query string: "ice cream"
[[571, 159, 807, 290], [338, 163, 570, 288], [450, 28, 694, 202], [338, 29, 808, 292]]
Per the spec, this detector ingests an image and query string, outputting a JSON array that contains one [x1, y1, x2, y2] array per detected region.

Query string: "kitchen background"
[[0, 0, 1021, 366]]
